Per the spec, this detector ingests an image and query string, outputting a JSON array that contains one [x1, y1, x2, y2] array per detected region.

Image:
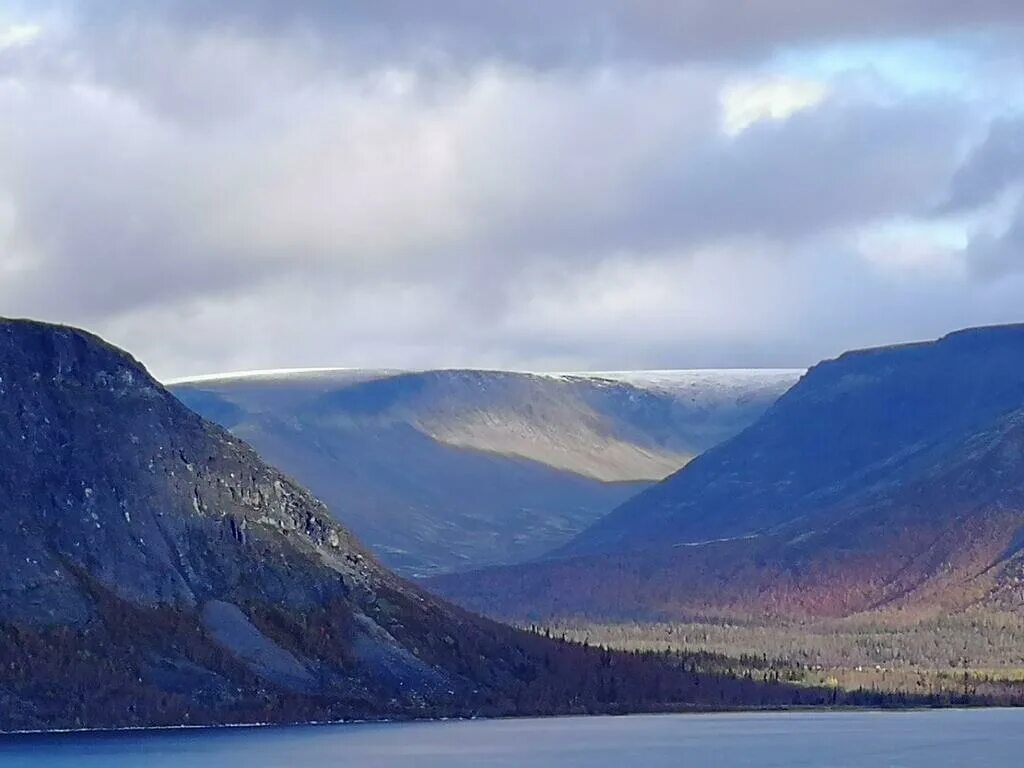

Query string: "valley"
[[433, 325, 1024, 625], [545, 612, 1024, 700], [0, 319, 831, 731], [426, 325, 1024, 697], [4, 318, 1024, 730], [169, 367, 797, 576]]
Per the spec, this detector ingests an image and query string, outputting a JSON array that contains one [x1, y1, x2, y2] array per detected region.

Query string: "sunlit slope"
[[431, 325, 1024, 623]]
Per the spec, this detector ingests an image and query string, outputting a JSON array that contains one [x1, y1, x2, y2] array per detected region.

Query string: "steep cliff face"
[[432, 326, 1024, 622], [0, 320, 368, 625], [0, 319, 816, 731]]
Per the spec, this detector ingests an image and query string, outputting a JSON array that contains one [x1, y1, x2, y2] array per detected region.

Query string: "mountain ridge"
[[560, 322, 1024, 557], [431, 324, 1024, 624]]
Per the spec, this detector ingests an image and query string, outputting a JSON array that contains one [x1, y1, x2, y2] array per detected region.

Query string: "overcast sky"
[[2, 2, 1024, 379]]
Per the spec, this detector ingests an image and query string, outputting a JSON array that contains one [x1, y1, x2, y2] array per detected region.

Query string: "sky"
[[1, 2, 1024, 379]]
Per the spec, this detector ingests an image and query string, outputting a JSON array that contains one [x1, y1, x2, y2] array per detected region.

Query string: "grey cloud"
[[965, 206, 1024, 280], [938, 117, 1024, 280], [3, 1, 1024, 378], [58, 1, 1024, 67], [446, 91, 968, 265], [96, 242, 1024, 380], [606, 96, 965, 249], [0, 57, 970, 326], [0, 83, 281, 320], [942, 117, 1024, 212]]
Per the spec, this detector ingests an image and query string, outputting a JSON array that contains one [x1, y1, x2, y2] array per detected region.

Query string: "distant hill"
[[431, 325, 1024, 623], [0, 318, 820, 731], [170, 368, 798, 576]]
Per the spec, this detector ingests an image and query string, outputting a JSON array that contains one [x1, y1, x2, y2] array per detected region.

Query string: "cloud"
[[1, 2, 1024, 377], [10, 2, 1024, 126], [719, 76, 829, 136], [942, 117, 1024, 212], [935, 117, 1024, 280], [964, 208, 1024, 280], [94, 236, 1024, 379], [54, 1, 1024, 68], [0, 58, 966, 312], [0, 22, 40, 49]]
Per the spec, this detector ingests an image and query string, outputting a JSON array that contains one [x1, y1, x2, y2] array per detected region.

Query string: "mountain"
[[430, 325, 1024, 623], [0, 318, 821, 731], [169, 368, 798, 576]]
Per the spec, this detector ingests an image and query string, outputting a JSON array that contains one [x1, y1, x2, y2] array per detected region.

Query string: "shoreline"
[[2, 703, 1018, 740]]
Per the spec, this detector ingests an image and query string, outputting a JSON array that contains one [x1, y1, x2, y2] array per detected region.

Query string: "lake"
[[1, 709, 1021, 767]]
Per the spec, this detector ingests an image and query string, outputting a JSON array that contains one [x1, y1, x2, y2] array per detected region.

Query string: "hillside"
[[0, 318, 824, 731], [170, 368, 797, 576], [430, 325, 1024, 623]]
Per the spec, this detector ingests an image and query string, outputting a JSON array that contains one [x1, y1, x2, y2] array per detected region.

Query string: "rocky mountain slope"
[[170, 368, 797, 576], [431, 325, 1024, 623], [0, 318, 818, 731]]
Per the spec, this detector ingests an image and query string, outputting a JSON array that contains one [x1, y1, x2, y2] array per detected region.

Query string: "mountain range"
[[170, 367, 797, 576], [0, 318, 821, 731], [431, 325, 1024, 623]]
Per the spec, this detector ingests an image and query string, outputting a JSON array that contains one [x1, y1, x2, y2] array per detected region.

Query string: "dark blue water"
[[1, 709, 1020, 767]]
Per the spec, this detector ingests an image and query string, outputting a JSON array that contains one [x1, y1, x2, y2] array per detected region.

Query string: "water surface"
[[1, 709, 1020, 767]]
